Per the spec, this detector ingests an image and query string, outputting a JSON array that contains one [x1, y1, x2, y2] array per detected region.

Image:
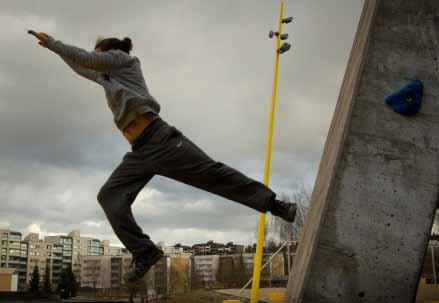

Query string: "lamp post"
[[250, 1, 292, 303]]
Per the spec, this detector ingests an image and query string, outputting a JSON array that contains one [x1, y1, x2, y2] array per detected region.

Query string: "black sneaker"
[[126, 247, 164, 283], [269, 199, 297, 222]]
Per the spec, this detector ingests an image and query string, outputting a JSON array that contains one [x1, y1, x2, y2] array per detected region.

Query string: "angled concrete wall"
[[286, 0, 439, 302]]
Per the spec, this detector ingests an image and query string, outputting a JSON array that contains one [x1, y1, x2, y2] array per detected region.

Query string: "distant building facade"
[[192, 255, 219, 288], [0, 229, 127, 291], [24, 233, 48, 288], [192, 241, 244, 256], [80, 255, 112, 289], [0, 228, 289, 293], [67, 230, 113, 280], [0, 230, 28, 291]]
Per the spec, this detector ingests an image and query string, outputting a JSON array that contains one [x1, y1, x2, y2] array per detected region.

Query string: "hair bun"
[[122, 37, 133, 51]]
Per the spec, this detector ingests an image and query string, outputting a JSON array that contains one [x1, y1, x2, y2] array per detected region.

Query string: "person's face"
[[95, 47, 102, 52]]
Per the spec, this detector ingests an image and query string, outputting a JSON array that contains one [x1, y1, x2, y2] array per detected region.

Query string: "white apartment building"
[[192, 255, 219, 287], [24, 233, 48, 286], [67, 230, 114, 280], [80, 255, 112, 289], [158, 242, 183, 255], [80, 254, 136, 290], [109, 245, 129, 256], [0, 229, 129, 292], [0, 229, 28, 291]]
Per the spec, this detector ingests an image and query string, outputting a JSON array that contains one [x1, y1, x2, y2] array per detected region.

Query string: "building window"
[[9, 235, 21, 241]]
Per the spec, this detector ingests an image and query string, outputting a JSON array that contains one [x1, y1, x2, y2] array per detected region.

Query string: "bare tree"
[[268, 182, 311, 243], [265, 182, 311, 276]]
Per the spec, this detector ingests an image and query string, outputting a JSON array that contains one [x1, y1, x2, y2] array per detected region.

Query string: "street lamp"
[[249, 1, 293, 303]]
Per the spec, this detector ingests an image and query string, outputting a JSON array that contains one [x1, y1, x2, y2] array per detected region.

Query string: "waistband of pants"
[[131, 118, 166, 151]]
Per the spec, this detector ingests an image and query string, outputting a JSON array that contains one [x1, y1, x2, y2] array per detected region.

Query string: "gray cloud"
[[0, 0, 364, 246]]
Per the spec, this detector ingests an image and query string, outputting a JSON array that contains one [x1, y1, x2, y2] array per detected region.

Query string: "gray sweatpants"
[[97, 118, 276, 256]]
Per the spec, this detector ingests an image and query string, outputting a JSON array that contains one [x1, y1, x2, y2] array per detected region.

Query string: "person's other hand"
[[27, 30, 52, 48]]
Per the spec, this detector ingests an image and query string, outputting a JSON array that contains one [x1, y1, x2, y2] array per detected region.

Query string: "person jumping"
[[28, 31, 297, 283]]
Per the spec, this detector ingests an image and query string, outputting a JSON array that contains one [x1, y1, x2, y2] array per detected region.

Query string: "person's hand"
[[27, 30, 52, 48]]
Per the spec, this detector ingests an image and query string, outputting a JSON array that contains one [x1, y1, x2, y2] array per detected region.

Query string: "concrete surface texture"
[[286, 0, 439, 302]]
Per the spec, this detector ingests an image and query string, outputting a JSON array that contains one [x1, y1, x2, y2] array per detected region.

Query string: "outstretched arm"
[[47, 38, 131, 71], [28, 30, 130, 71], [60, 56, 99, 83]]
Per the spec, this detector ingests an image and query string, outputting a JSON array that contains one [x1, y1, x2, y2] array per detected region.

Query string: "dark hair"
[[95, 37, 133, 54]]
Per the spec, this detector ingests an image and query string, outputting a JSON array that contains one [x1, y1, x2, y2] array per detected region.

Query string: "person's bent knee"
[[97, 185, 110, 206], [97, 185, 128, 216]]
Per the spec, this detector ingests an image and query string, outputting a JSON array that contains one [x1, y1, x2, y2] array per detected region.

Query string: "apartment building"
[[80, 255, 112, 289], [192, 252, 284, 289], [173, 243, 193, 254], [0, 228, 287, 292], [23, 233, 48, 287], [79, 253, 169, 300], [80, 254, 135, 290], [158, 242, 184, 255], [67, 230, 110, 280], [44, 235, 73, 269], [43, 235, 74, 288], [0, 229, 28, 291], [109, 246, 129, 256], [192, 255, 219, 288], [192, 241, 244, 255]]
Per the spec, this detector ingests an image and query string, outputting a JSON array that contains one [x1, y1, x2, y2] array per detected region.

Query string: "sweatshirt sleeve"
[[46, 37, 130, 71], [60, 56, 100, 83]]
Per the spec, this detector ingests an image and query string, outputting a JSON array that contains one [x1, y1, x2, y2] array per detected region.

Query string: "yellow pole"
[[250, 1, 284, 303]]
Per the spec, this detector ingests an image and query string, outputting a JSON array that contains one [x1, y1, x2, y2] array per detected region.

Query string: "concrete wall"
[[286, 0, 439, 302]]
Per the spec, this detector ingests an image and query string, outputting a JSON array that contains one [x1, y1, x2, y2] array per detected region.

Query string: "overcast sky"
[[0, 0, 364, 247]]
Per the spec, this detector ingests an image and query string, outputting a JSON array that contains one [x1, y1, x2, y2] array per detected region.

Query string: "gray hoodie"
[[46, 37, 161, 131]]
